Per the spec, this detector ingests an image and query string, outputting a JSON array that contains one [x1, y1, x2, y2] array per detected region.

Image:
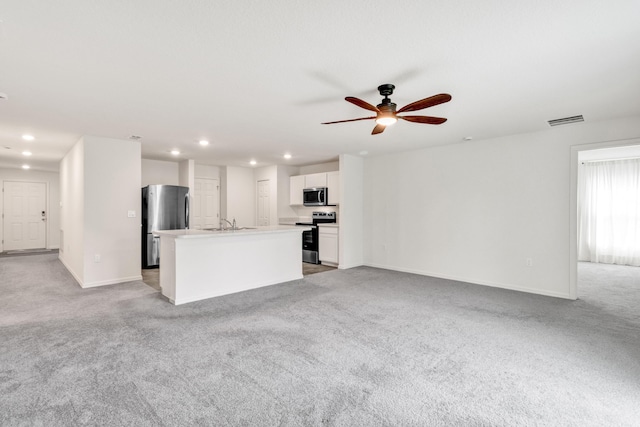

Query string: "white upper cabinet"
[[290, 171, 339, 206], [327, 171, 339, 205], [289, 175, 305, 205], [304, 173, 327, 188]]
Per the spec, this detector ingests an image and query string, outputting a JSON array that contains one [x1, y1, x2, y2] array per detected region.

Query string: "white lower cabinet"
[[318, 225, 338, 265]]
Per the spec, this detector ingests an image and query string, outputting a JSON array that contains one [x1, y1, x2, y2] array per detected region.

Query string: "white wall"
[[299, 161, 338, 175], [59, 136, 142, 288], [339, 154, 364, 269], [59, 139, 85, 283], [141, 159, 179, 187], [0, 168, 61, 252], [179, 159, 195, 193], [83, 136, 142, 287], [363, 116, 640, 299], [254, 165, 278, 226], [277, 165, 299, 220], [223, 166, 256, 226], [195, 164, 220, 179]]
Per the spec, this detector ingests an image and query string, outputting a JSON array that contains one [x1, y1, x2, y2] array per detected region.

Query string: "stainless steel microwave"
[[303, 187, 327, 206]]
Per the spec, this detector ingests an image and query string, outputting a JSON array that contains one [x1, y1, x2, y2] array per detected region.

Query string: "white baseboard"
[[58, 255, 83, 287], [81, 275, 144, 288], [58, 255, 142, 288], [364, 262, 575, 300], [171, 274, 303, 305]]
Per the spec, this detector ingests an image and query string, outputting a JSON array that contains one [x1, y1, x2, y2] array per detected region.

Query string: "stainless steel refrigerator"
[[142, 185, 190, 268]]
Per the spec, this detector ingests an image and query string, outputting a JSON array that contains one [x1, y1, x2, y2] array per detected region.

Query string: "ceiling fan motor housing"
[[378, 84, 395, 97], [377, 101, 397, 114], [377, 84, 397, 117]]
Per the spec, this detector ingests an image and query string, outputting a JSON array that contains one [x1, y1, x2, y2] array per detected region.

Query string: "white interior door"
[[3, 181, 47, 251], [193, 178, 219, 229], [258, 180, 270, 226], [202, 179, 219, 229]]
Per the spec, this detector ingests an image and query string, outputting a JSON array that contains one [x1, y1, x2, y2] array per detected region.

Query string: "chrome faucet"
[[220, 218, 237, 230]]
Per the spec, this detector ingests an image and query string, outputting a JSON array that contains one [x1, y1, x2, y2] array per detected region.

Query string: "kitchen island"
[[153, 226, 310, 305]]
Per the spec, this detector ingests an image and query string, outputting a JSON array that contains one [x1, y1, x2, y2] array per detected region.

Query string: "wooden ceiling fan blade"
[[321, 116, 376, 125], [371, 124, 386, 135], [346, 97, 380, 112], [397, 93, 452, 113], [398, 115, 448, 124]]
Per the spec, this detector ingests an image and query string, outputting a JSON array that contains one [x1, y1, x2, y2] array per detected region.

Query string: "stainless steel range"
[[296, 211, 336, 264]]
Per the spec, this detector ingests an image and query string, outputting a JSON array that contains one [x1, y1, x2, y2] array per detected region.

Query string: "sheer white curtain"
[[578, 158, 640, 266]]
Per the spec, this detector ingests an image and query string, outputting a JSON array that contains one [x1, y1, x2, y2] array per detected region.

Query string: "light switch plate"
[[128, 210, 136, 218]]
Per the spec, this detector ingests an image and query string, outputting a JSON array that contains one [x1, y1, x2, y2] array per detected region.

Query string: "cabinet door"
[[305, 172, 327, 188], [327, 171, 340, 205], [319, 228, 339, 264], [290, 175, 305, 205]]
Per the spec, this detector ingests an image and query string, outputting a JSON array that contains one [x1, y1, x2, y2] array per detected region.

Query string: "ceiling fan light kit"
[[322, 83, 451, 135]]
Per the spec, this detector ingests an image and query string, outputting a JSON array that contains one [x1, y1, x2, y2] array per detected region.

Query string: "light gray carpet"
[[1, 255, 639, 426]]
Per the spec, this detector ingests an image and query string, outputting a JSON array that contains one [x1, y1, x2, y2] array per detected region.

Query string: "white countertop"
[[153, 225, 311, 239], [278, 217, 300, 225]]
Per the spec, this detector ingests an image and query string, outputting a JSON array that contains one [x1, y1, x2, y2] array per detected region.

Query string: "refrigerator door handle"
[[184, 192, 190, 229]]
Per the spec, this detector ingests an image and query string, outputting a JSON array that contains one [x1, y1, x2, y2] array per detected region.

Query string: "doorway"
[[192, 178, 220, 229], [571, 139, 640, 299], [2, 181, 47, 251], [257, 179, 270, 226]]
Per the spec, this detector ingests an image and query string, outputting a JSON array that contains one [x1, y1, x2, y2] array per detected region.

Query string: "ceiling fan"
[[321, 84, 451, 135]]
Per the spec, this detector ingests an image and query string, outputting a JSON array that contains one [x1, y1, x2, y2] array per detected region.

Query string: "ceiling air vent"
[[547, 115, 584, 127]]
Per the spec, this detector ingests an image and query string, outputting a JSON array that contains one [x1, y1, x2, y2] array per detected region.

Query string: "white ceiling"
[[1, 1, 639, 172]]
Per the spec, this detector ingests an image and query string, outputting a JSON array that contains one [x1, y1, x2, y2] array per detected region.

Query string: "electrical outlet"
[[128, 210, 136, 218], [525, 258, 533, 267], [94, 254, 101, 263]]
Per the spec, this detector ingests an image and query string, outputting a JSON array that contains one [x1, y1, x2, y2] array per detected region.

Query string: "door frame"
[[1, 179, 50, 253], [569, 137, 640, 299], [256, 179, 271, 226], [193, 177, 220, 229]]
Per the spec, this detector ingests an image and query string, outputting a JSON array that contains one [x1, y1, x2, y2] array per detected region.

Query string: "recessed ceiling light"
[[199, 140, 209, 146], [22, 134, 35, 141], [249, 160, 257, 166], [22, 164, 30, 170], [463, 136, 473, 141], [283, 153, 292, 159], [22, 151, 32, 156], [170, 149, 180, 155], [359, 150, 369, 156], [0, 92, 8, 100], [129, 135, 142, 140]]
